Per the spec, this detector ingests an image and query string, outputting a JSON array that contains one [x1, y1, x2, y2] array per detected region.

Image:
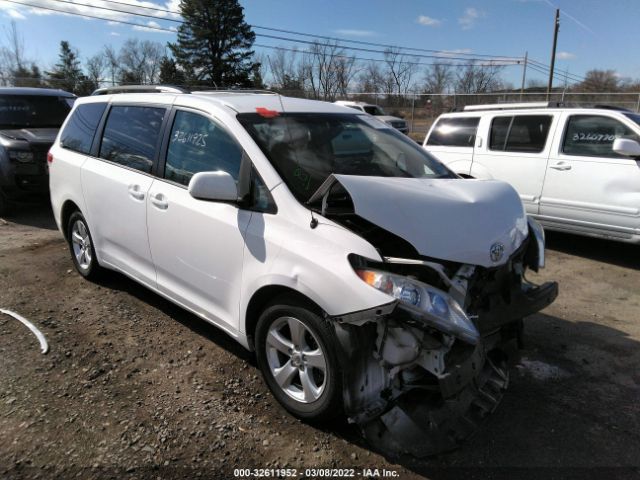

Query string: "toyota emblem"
[[490, 242, 505, 263]]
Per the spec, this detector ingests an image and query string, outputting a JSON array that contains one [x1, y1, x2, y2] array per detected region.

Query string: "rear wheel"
[[67, 211, 102, 280], [255, 296, 342, 421]]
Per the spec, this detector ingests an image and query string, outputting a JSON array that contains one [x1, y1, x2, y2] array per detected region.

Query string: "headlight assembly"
[[8, 150, 35, 163], [355, 268, 480, 345]]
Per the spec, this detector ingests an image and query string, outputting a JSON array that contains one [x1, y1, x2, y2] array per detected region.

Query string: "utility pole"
[[546, 8, 560, 101], [520, 51, 528, 101]]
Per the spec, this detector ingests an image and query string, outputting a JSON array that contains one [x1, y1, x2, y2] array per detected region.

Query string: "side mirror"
[[613, 138, 640, 157], [188, 171, 238, 202]]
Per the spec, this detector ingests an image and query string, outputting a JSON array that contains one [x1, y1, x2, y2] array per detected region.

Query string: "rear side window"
[[427, 117, 479, 147], [563, 115, 640, 158], [99, 105, 166, 174], [164, 110, 243, 186], [60, 103, 106, 154], [489, 115, 552, 153]]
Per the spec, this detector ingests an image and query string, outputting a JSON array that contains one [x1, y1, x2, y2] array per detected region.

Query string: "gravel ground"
[[1, 204, 639, 480]]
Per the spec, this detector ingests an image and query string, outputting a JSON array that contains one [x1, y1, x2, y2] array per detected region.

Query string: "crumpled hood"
[[0, 128, 59, 144], [311, 174, 529, 268]]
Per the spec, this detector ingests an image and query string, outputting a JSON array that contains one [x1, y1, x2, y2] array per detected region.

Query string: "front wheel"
[[255, 296, 343, 421], [67, 211, 102, 280]]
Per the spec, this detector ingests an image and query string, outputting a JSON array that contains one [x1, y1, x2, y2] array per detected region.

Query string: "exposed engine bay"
[[310, 175, 558, 457]]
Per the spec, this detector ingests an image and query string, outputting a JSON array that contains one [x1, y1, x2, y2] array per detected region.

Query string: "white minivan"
[[423, 103, 640, 243], [49, 89, 557, 457]]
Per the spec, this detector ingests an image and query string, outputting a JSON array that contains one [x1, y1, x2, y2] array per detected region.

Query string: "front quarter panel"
[[239, 188, 393, 335]]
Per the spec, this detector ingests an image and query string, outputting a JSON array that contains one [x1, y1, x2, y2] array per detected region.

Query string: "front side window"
[[563, 115, 640, 158], [164, 110, 243, 186], [489, 116, 511, 150], [489, 115, 552, 153], [363, 105, 385, 116], [427, 117, 479, 147], [237, 112, 452, 203], [99, 105, 166, 173], [0, 94, 72, 129], [60, 103, 106, 154]]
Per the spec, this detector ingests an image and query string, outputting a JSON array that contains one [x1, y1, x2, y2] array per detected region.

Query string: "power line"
[[526, 63, 580, 86], [528, 58, 586, 82], [80, 0, 524, 61], [35, 0, 522, 63], [4, 0, 523, 67], [254, 43, 516, 68], [1, 0, 177, 33]]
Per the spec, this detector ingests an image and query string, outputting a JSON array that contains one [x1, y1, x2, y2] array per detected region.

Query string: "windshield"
[[237, 112, 453, 202], [624, 112, 640, 127], [363, 105, 385, 116], [0, 95, 73, 129]]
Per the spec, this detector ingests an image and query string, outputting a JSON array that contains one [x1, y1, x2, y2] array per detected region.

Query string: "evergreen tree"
[[169, 0, 257, 87], [158, 56, 186, 85], [46, 41, 87, 94]]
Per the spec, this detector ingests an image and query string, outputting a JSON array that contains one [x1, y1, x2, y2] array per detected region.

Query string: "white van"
[[49, 88, 556, 456], [423, 103, 640, 244]]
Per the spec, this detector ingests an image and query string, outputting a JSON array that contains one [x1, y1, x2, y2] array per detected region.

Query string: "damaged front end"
[[311, 175, 558, 457]]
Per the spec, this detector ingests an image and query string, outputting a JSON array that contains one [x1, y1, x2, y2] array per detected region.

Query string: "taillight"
[[47, 151, 53, 163]]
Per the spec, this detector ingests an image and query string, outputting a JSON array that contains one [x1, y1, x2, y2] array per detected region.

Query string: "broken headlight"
[[355, 269, 480, 345]]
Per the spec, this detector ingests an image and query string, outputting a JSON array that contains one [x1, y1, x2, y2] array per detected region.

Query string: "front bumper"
[[0, 161, 49, 201], [475, 280, 558, 335]]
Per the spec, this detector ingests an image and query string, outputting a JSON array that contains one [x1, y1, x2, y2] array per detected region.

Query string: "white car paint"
[[310, 174, 528, 268], [423, 106, 640, 243], [50, 92, 538, 351]]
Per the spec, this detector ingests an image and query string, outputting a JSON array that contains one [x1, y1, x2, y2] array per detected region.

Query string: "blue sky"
[[0, 0, 638, 87]]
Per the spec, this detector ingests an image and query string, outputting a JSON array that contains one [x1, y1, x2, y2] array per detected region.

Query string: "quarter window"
[[563, 115, 640, 158], [60, 103, 107, 154], [164, 110, 243, 186], [427, 117, 479, 147], [99, 106, 166, 173], [489, 115, 552, 153]]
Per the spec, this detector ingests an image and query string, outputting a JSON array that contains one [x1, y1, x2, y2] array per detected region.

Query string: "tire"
[[255, 295, 343, 421], [67, 211, 102, 280]]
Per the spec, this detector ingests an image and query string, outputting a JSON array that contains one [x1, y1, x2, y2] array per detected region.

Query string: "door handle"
[[549, 162, 572, 171], [150, 192, 169, 210], [128, 184, 145, 200]]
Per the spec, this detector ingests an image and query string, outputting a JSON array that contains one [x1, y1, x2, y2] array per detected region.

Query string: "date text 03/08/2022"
[[233, 467, 401, 478]]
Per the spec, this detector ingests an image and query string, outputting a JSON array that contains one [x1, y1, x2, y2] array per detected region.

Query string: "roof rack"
[[91, 85, 190, 96], [191, 88, 277, 95], [462, 101, 563, 112]]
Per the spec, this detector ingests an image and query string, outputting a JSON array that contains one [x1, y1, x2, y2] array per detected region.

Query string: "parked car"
[[334, 100, 409, 134], [49, 90, 557, 457], [0, 87, 76, 215], [423, 102, 640, 244]]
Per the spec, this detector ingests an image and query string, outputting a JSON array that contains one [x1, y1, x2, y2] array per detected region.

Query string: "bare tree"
[[455, 62, 505, 93], [335, 54, 358, 97], [103, 45, 119, 86], [357, 61, 384, 93], [578, 69, 620, 92], [0, 22, 42, 87], [383, 48, 418, 98], [301, 40, 355, 101], [85, 53, 106, 89], [422, 63, 453, 94], [118, 39, 165, 84], [267, 47, 298, 89]]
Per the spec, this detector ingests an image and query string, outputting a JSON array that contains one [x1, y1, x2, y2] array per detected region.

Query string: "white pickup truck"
[[423, 102, 640, 244]]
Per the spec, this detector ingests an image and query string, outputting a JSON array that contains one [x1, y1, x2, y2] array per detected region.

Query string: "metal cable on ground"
[[1, 308, 49, 354]]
